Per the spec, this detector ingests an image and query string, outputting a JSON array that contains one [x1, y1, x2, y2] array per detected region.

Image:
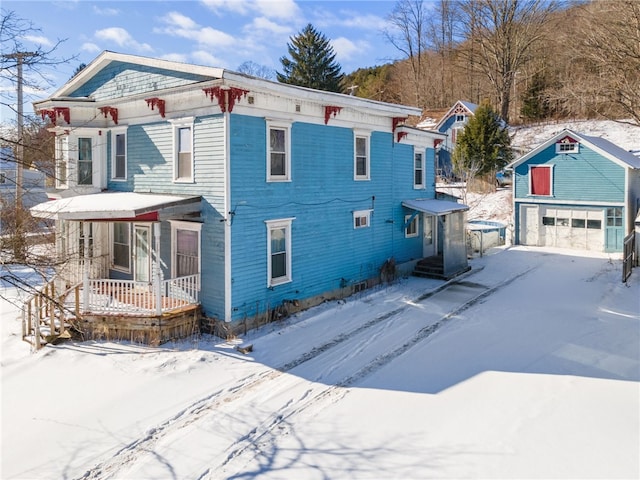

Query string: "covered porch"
[[402, 198, 470, 279], [25, 192, 202, 349]]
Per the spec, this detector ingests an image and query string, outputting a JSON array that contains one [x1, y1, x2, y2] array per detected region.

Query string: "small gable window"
[[555, 136, 579, 154]]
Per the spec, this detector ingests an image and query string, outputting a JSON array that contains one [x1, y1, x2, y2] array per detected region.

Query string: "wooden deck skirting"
[[72, 305, 201, 346]]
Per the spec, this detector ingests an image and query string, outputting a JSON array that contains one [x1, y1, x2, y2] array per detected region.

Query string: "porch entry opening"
[[134, 225, 151, 283]]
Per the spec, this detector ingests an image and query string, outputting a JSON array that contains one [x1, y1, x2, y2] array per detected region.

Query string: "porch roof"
[[30, 192, 201, 221], [402, 198, 469, 216]]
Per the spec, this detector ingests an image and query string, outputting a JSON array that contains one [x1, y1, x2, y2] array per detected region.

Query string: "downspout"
[[223, 88, 233, 322]]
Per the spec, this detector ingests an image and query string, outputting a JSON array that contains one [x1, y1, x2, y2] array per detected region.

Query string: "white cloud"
[[190, 50, 227, 68], [94, 27, 153, 53], [246, 17, 292, 36], [331, 37, 369, 62], [156, 12, 235, 47], [202, 0, 300, 20], [93, 6, 119, 16], [313, 9, 387, 31], [23, 35, 53, 47], [81, 42, 101, 53]]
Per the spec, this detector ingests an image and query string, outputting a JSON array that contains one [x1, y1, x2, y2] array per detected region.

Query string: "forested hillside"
[[343, 0, 640, 127]]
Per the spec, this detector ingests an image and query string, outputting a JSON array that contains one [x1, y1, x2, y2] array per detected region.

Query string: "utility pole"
[[2, 51, 38, 261]]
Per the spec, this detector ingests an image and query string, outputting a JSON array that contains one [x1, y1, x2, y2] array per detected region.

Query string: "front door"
[[520, 205, 539, 246], [134, 225, 151, 283], [605, 207, 624, 252], [422, 214, 435, 257]]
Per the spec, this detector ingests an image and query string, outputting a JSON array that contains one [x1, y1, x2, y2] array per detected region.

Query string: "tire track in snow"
[[76, 267, 535, 480], [74, 292, 416, 479], [210, 267, 536, 479]]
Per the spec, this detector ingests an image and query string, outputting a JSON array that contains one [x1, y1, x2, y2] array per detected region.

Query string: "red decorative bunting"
[[145, 97, 166, 118], [203, 86, 249, 112], [397, 131, 408, 142], [392, 117, 407, 132], [324, 106, 342, 124], [39, 107, 70, 126], [99, 106, 119, 125]]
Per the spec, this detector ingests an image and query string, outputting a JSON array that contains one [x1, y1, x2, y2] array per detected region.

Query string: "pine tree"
[[277, 24, 344, 93], [452, 102, 512, 188]]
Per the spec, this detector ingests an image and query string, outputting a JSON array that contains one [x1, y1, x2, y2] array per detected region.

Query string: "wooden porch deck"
[[22, 274, 200, 349]]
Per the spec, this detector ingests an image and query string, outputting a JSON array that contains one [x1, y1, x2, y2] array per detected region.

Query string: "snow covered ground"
[[2, 119, 639, 479], [2, 242, 638, 479]]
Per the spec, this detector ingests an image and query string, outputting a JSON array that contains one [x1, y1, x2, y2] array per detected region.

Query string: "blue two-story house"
[[27, 51, 469, 344], [510, 129, 640, 252]]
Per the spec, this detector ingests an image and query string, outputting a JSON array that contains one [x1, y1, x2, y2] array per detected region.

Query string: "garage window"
[[571, 218, 586, 228], [542, 216, 555, 226], [557, 217, 569, 226], [587, 219, 601, 229]]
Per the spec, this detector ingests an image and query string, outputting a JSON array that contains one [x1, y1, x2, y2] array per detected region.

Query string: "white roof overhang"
[[30, 192, 201, 221], [402, 199, 469, 216]]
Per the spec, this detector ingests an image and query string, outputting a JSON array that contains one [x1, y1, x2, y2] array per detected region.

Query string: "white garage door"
[[538, 207, 604, 251]]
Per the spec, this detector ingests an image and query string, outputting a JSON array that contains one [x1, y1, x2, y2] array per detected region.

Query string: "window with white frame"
[[266, 218, 293, 286], [414, 150, 424, 188], [555, 140, 579, 154], [111, 128, 127, 180], [55, 135, 68, 188], [171, 221, 201, 278], [171, 118, 194, 182], [267, 122, 291, 181], [353, 209, 372, 229], [455, 114, 465, 122], [354, 132, 370, 180], [405, 214, 418, 237], [112, 222, 130, 271], [77, 137, 93, 185]]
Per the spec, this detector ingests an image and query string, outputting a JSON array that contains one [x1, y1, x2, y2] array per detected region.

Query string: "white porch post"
[[82, 221, 90, 313], [154, 222, 162, 316]]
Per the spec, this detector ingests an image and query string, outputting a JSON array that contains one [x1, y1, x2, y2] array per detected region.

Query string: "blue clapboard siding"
[[514, 143, 626, 203], [107, 115, 228, 319], [227, 114, 432, 320], [69, 61, 213, 101]]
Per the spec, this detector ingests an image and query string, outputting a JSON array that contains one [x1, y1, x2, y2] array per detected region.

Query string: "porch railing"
[[86, 274, 200, 315], [22, 274, 200, 349]]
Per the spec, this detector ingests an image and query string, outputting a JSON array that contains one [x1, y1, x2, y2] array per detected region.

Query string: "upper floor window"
[[354, 132, 370, 180], [530, 165, 553, 196], [556, 138, 579, 154], [455, 114, 465, 122], [78, 138, 93, 185], [111, 129, 127, 181], [171, 117, 194, 182], [266, 218, 294, 286], [267, 122, 291, 181], [414, 150, 424, 188]]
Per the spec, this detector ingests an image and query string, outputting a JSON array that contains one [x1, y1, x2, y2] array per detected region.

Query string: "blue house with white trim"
[[418, 100, 479, 180], [29, 51, 469, 340], [510, 129, 640, 252]]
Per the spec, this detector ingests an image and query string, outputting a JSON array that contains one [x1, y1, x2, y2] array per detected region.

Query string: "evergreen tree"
[[277, 24, 344, 93], [452, 102, 512, 184], [520, 71, 551, 121]]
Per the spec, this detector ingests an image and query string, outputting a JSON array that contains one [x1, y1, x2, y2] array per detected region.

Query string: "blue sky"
[[2, 0, 405, 121]]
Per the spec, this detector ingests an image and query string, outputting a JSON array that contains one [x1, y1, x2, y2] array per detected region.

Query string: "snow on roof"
[[30, 192, 201, 220], [402, 198, 469, 215]]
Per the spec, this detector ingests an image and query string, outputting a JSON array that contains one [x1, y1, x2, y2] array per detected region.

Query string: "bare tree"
[[236, 61, 276, 80], [573, 0, 640, 125], [384, 0, 431, 106], [457, 0, 558, 124]]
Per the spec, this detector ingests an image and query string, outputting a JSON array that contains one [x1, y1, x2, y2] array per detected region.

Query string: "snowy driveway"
[[2, 246, 639, 479]]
